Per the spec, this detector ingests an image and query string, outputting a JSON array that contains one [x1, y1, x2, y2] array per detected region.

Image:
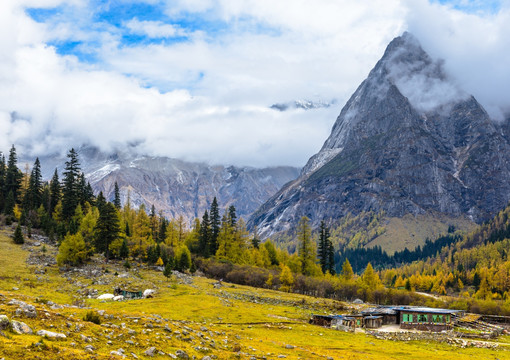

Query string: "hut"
[[361, 306, 398, 325], [363, 316, 383, 329], [310, 314, 336, 327], [114, 288, 143, 299]]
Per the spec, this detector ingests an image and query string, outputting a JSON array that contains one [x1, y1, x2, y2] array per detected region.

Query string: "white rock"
[[97, 294, 115, 300], [37, 330, 66, 340], [143, 289, 156, 298], [113, 295, 124, 301]]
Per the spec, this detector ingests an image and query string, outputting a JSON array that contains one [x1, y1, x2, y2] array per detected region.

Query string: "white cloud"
[[1, 0, 510, 168], [124, 18, 184, 38]]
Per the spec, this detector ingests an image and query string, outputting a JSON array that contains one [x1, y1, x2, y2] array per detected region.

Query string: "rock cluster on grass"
[[8, 299, 37, 318], [366, 329, 499, 349]]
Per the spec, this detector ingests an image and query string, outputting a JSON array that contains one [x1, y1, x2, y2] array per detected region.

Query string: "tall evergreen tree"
[[209, 197, 220, 254], [326, 229, 335, 275], [62, 148, 81, 220], [84, 182, 95, 205], [25, 158, 42, 210], [49, 168, 61, 214], [4, 145, 23, 204], [0, 153, 5, 212], [113, 182, 121, 209], [94, 202, 121, 260], [199, 210, 211, 257], [317, 221, 335, 275], [297, 216, 314, 275], [318, 221, 328, 274], [252, 226, 260, 249], [228, 205, 237, 227]]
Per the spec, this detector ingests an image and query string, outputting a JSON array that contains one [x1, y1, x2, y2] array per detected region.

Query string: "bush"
[[13, 224, 24, 244], [83, 311, 101, 325]]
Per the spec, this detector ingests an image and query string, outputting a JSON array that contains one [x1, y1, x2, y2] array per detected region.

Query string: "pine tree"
[[94, 202, 121, 260], [113, 182, 121, 209], [25, 158, 42, 211], [49, 168, 61, 214], [84, 182, 95, 205], [62, 148, 81, 220], [119, 238, 129, 259], [228, 205, 237, 227], [252, 226, 260, 249], [163, 262, 172, 280], [209, 197, 220, 254], [199, 210, 211, 257], [0, 153, 6, 212], [4, 145, 23, 204], [326, 229, 335, 275], [318, 221, 328, 274], [297, 216, 314, 275]]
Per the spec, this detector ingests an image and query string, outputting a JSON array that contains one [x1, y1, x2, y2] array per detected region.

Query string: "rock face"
[[250, 32, 510, 237], [36, 147, 299, 224]]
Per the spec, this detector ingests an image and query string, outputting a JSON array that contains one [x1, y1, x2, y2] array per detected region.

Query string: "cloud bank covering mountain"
[[1, 0, 510, 168]]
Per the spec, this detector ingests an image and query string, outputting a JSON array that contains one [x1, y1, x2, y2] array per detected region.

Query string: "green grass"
[[1, 228, 510, 359]]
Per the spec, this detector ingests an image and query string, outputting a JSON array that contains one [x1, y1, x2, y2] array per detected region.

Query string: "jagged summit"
[[249, 32, 510, 240], [303, 32, 467, 176]]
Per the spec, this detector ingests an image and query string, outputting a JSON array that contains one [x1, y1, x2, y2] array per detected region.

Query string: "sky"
[[1, 0, 509, 168]]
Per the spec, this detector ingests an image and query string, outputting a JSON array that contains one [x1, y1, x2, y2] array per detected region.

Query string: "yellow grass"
[[0, 228, 509, 359]]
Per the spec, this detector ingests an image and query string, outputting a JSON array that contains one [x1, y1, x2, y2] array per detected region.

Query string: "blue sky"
[[0, 0, 509, 166]]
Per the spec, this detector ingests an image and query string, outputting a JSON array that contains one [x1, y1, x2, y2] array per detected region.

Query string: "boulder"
[[175, 349, 189, 359], [144, 347, 157, 357], [11, 320, 33, 334], [37, 329, 67, 340], [143, 289, 156, 298], [97, 294, 115, 300], [113, 295, 124, 301]]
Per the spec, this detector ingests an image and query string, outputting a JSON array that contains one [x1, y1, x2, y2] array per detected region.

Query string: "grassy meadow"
[[1, 228, 509, 359]]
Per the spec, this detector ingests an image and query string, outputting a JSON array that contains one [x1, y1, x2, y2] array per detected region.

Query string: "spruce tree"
[[49, 168, 61, 214], [25, 158, 42, 210], [113, 182, 121, 209], [318, 221, 328, 274], [209, 197, 220, 254], [119, 238, 129, 259], [84, 182, 95, 205], [228, 205, 237, 227], [0, 153, 5, 212], [62, 148, 81, 220], [199, 210, 211, 257], [94, 202, 121, 260], [297, 216, 313, 275], [326, 229, 335, 275], [4, 145, 22, 204], [252, 226, 260, 249]]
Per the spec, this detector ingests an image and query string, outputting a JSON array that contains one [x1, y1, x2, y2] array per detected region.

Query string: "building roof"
[[395, 307, 462, 314]]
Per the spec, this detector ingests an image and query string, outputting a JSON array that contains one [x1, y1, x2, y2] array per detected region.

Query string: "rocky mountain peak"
[[250, 32, 510, 241]]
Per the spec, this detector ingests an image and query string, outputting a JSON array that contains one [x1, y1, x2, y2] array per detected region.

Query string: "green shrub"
[[83, 311, 101, 325]]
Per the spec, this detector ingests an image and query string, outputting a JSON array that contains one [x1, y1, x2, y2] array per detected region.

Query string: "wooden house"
[[398, 307, 462, 331]]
